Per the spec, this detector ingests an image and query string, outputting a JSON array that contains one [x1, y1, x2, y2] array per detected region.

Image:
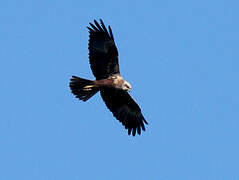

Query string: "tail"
[[69, 76, 99, 102]]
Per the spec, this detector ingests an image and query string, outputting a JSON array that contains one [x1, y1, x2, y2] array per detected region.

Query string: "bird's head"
[[122, 81, 132, 91]]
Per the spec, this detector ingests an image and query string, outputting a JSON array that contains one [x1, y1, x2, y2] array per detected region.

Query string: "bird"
[[69, 19, 148, 136]]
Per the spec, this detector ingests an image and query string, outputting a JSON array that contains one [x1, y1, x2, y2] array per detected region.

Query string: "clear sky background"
[[1, 0, 238, 179]]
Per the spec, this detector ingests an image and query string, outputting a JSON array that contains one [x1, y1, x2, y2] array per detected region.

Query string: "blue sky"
[[1, 0, 239, 179]]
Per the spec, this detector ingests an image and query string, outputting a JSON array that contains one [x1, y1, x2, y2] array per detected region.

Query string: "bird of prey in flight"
[[69, 19, 148, 136]]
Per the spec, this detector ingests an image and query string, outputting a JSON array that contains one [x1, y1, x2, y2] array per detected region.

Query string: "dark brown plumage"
[[69, 19, 148, 136], [88, 19, 120, 80]]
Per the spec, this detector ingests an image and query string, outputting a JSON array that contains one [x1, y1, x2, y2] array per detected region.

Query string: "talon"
[[83, 85, 93, 91]]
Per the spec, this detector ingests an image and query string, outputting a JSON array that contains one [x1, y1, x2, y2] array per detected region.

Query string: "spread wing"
[[100, 88, 148, 136], [87, 19, 120, 80]]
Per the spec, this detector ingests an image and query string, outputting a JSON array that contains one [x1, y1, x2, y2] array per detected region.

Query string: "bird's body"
[[70, 19, 148, 136], [83, 75, 131, 91]]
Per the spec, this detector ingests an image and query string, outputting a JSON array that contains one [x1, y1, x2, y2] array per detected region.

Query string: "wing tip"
[[87, 18, 114, 40], [128, 115, 148, 136]]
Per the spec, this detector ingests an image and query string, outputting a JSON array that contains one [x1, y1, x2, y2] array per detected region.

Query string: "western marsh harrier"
[[70, 19, 148, 136]]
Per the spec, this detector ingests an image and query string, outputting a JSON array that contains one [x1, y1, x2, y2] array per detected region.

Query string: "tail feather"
[[69, 76, 99, 102]]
